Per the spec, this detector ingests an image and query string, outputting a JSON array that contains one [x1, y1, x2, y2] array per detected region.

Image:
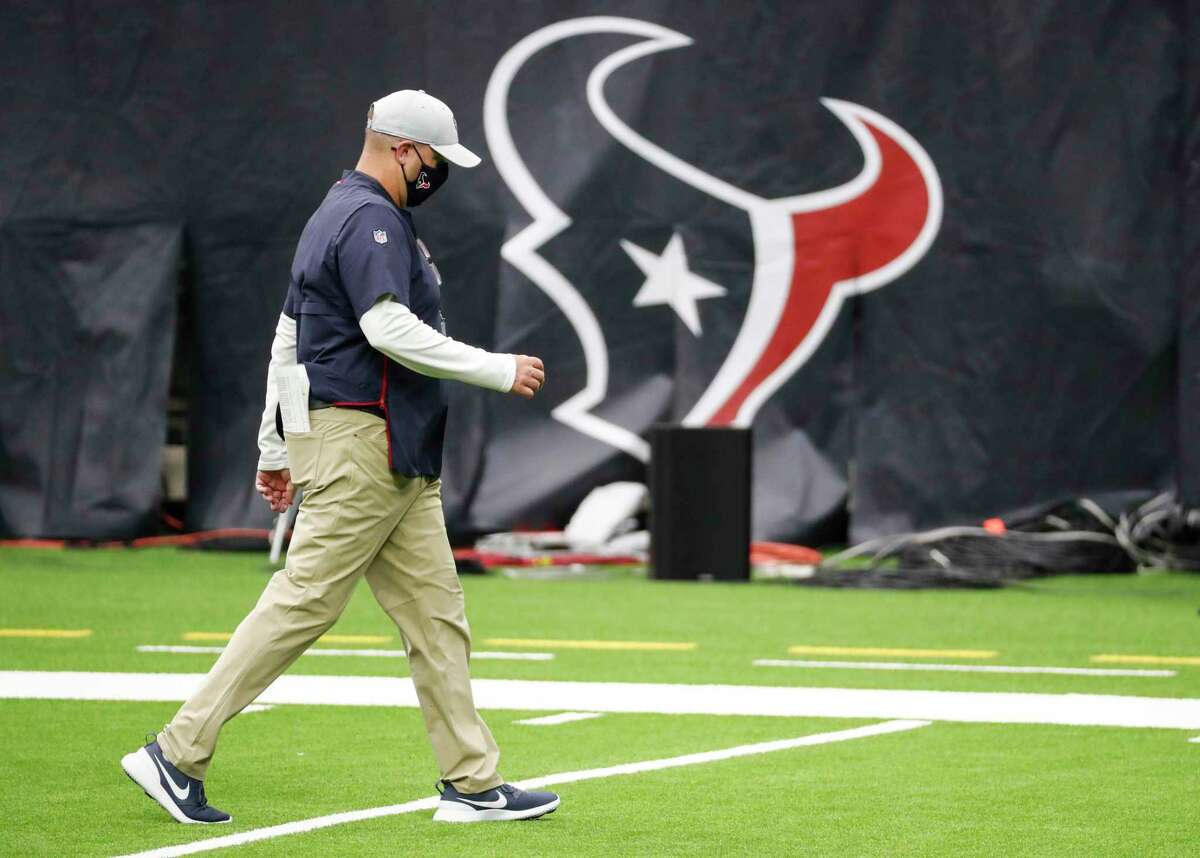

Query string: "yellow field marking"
[[485, 638, 697, 652], [185, 632, 392, 645], [788, 645, 998, 659], [1092, 654, 1200, 667], [0, 628, 92, 639]]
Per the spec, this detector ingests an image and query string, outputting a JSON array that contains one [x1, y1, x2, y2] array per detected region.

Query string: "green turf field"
[[1, 547, 1198, 856]]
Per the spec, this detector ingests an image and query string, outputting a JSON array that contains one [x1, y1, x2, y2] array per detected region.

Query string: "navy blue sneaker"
[[121, 739, 232, 824], [432, 780, 560, 822]]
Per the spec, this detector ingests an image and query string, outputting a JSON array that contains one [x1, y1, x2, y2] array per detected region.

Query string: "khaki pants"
[[157, 408, 502, 793]]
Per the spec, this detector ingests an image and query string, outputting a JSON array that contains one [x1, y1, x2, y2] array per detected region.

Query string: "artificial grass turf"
[[1, 699, 1194, 857], [1, 547, 1199, 856], [228, 722, 1198, 858], [0, 697, 871, 856], [2, 547, 1200, 698]]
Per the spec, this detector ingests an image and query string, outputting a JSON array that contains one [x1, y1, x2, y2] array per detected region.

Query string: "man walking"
[[121, 90, 558, 824]]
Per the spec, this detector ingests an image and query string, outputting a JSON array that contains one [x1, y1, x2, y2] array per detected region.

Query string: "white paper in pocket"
[[276, 364, 311, 434]]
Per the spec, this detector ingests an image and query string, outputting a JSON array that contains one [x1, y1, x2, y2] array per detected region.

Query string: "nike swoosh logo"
[[455, 793, 507, 809], [151, 752, 191, 802]]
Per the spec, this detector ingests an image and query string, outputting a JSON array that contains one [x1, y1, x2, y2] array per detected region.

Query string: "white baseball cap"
[[366, 89, 481, 168]]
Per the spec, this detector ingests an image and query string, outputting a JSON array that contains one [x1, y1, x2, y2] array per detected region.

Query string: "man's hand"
[[509, 355, 545, 399], [256, 469, 294, 513]]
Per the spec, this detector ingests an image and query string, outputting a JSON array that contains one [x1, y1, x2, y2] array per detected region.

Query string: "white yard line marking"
[[184, 632, 392, 645], [465, 652, 554, 661], [1189, 736, 1200, 744], [788, 645, 997, 659], [1092, 654, 1200, 667], [754, 659, 1176, 678], [5, 671, 1200, 729], [136, 645, 553, 662], [485, 637, 697, 651], [112, 719, 929, 858], [514, 711, 605, 726], [242, 704, 274, 714]]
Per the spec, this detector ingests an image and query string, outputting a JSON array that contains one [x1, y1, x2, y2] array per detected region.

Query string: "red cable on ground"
[[2, 535, 821, 566], [0, 529, 277, 550], [749, 541, 823, 565], [0, 538, 68, 549]]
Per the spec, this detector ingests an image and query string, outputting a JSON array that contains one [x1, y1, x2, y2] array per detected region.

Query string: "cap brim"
[[431, 142, 481, 168]]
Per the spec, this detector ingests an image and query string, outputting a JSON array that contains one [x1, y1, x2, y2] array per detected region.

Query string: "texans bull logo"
[[485, 16, 943, 462]]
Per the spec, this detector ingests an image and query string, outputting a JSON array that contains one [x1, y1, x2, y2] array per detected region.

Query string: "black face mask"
[[402, 148, 449, 207]]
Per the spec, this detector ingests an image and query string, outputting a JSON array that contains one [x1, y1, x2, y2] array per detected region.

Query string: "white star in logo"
[[621, 232, 727, 336]]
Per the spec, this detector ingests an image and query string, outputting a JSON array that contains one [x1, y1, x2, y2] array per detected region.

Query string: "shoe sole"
[[120, 748, 231, 825], [432, 797, 560, 823]]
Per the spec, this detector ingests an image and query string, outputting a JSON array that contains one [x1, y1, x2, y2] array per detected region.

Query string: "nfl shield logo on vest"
[[373, 229, 388, 245]]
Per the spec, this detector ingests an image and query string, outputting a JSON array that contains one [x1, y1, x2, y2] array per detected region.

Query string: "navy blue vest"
[[283, 170, 447, 477]]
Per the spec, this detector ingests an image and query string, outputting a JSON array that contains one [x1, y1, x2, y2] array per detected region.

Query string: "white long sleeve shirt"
[[256, 296, 515, 470]]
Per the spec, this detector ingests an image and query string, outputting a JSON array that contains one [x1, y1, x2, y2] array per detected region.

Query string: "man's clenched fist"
[[509, 355, 545, 399]]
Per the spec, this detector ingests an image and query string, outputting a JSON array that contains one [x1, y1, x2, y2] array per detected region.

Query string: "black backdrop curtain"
[[0, 1, 1193, 542]]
